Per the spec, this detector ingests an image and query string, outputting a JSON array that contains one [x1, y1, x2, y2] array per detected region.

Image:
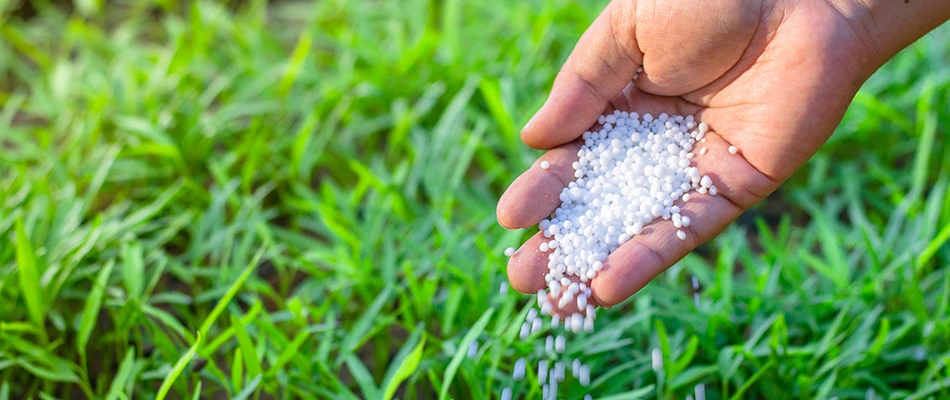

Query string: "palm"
[[498, 0, 870, 307]]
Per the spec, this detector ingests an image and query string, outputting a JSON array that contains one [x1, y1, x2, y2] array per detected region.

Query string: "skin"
[[497, 0, 950, 310]]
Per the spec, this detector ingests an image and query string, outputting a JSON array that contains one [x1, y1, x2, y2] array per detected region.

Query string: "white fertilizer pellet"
[[528, 308, 538, 321], [507, 111, 720, 399], [691, 278, 706, 400], [538, 360, 548, 384], [652, 348, 663, 373], [501, 387, 512, 400], [467, 340, 478, 359], [541, 301, 552, 314], [695, 383, 706, 400], [555, 335, 565, 353], [728, 145, 738, 154], [513, 358, 526, 380], [504, 247, 516, 257], [500, 281, 508, 295]]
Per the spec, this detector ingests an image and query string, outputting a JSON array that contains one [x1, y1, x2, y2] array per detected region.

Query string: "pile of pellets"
[[502, 110, 728, 399]]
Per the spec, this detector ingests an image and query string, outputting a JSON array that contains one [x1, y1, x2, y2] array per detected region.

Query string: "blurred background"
[[1, 0, 948, 398]]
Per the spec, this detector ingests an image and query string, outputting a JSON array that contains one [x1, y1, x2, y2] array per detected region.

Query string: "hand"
[[497, 0, 948, 308]]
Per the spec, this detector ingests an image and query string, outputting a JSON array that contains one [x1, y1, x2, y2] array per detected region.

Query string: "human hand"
[[497, 0, 950, 308]]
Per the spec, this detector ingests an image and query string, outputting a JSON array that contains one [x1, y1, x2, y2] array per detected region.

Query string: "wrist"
[[828, 0, 950, 77]]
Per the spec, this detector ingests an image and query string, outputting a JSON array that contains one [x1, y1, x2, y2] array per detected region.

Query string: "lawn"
[[1, 0, 949, 398]]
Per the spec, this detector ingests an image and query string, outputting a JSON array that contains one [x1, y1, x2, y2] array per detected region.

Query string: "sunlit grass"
[[0, 0, 948, 398]]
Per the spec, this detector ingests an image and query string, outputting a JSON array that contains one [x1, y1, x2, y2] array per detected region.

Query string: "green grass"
[[1, 0, 948, 398]]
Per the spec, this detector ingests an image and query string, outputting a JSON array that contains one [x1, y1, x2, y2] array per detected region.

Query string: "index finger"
[[520, 1, 643, 150]]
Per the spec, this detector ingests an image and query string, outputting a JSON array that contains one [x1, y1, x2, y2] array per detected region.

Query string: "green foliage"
[[0, 0, 948, 398]]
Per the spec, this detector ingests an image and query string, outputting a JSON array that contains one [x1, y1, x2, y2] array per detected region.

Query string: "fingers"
[[506, 126, 777, 308], [499, 85, 696, 231], [508, 191, 739, 305], [506, 231, 599, 318], [589, 191, 740, 307], [632, 0, 763, 97], [496, 142, 582, 230], [506, 232, 551, 294], [520, 1, 643, 150], [590, 129, 776, 307], [676, 121, 780, 209]]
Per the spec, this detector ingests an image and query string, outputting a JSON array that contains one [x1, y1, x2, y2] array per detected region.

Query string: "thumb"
[[521, 1, 642, 150]]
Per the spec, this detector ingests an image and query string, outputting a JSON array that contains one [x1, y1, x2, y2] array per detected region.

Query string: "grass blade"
[[341, 286, 394, 355], [232, 375, 262, 400], [197, 244, 266, 339], [121, 242, 145, 301], [14, 216, 45, 329], [191, 381, 202, 400], [155, 333, 202, 400], [728, 359, 776, 400], [598, 385, 656, 400], [911, 83, 937, 196], [77, 259, 115, 363], [265, 329, 310, 377], [277, 31, 312, 97], [104, 349, 136, 400], [439, 307, 495, 400], [12, 358, 78, 383], [344, 354, 381, 399], [919, 221, 950, 266], [382, 325, 426, 400], [907, 378, 950, 400], [230, 315, 262, 379]]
